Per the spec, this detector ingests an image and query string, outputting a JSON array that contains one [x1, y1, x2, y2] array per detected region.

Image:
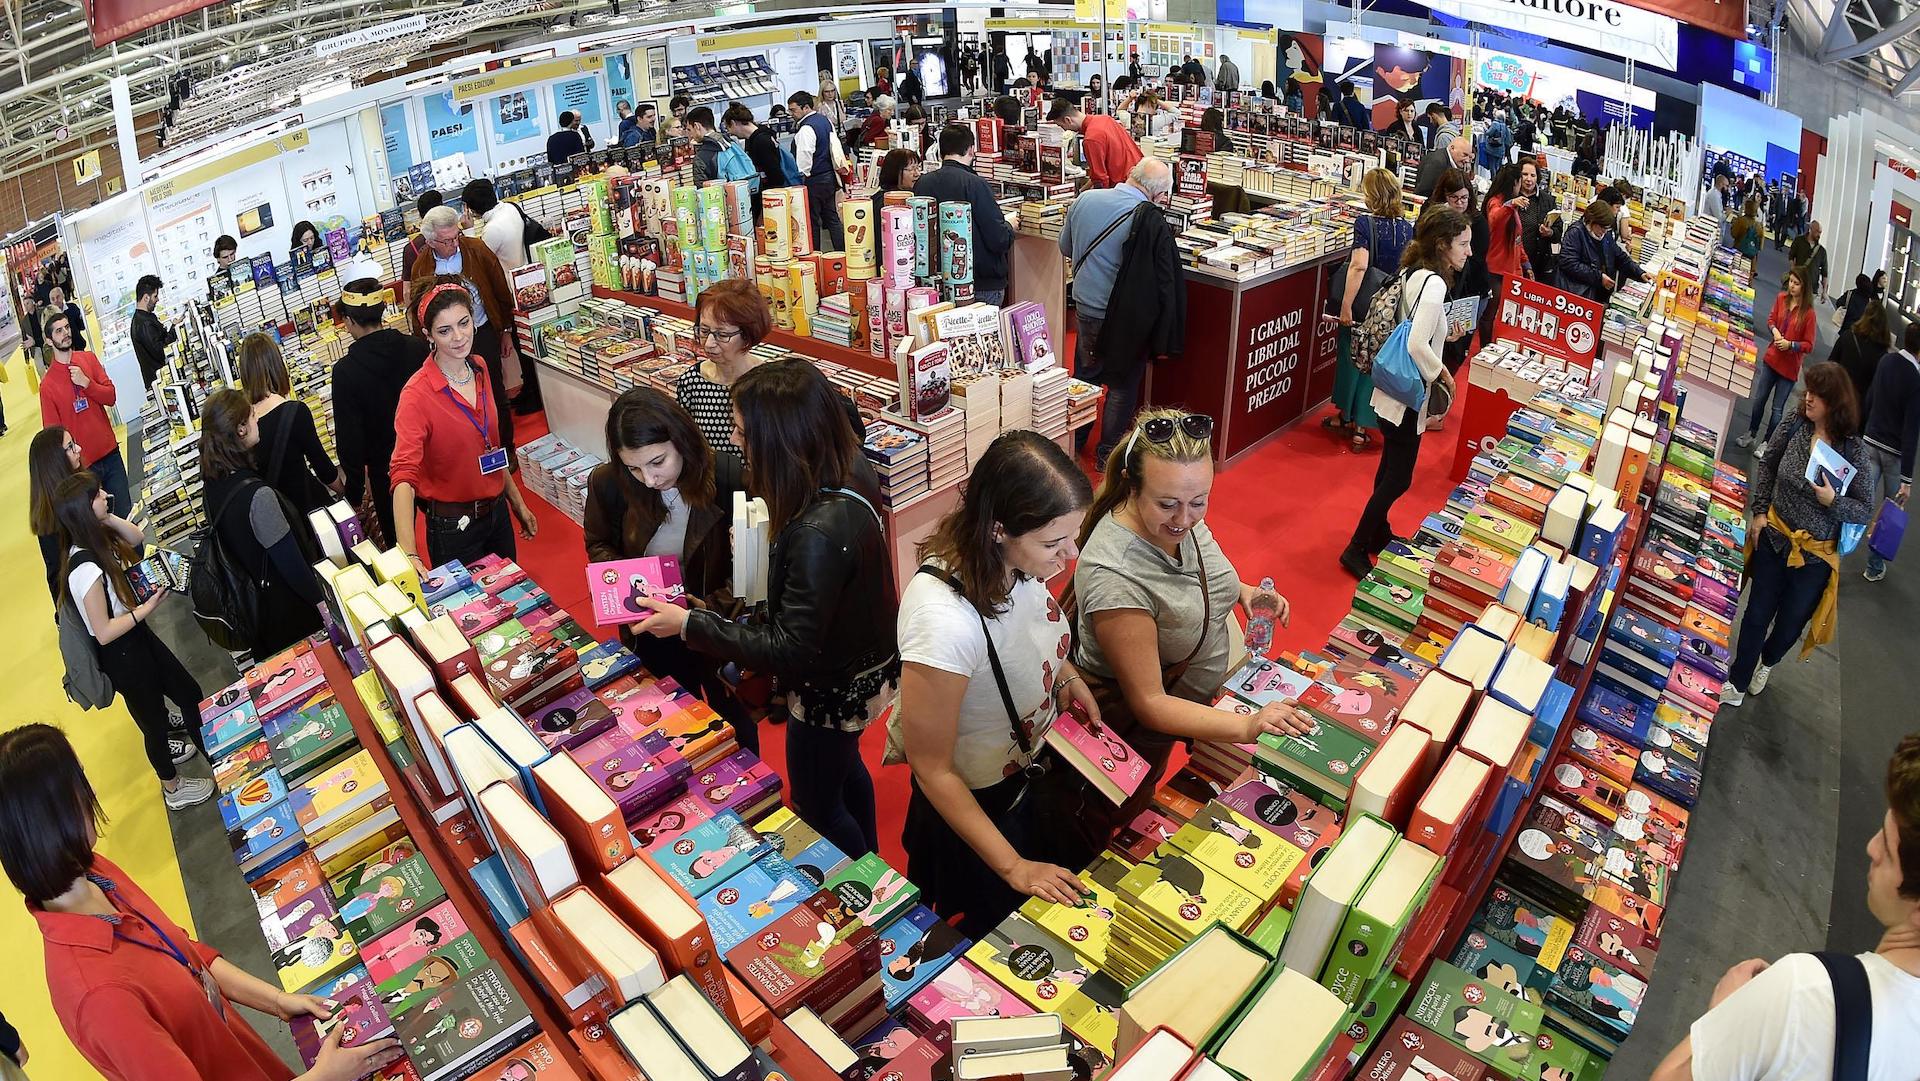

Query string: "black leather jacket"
[[685, 487, 898, 730]]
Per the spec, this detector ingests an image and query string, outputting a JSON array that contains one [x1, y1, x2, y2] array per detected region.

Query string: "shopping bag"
[[1870, 501, 1907, 561]]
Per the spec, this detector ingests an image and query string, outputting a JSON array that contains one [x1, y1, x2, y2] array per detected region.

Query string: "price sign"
[[1492, 275, 1603, 369]]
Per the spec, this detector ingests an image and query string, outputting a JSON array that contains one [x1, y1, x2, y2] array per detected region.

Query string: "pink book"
[[524, 688, 617, 751], [691, 751, 783, 818], [570, 730, 685, 819], [248, 645, 327, 719], [360, 898, 471, 983], [466, 555, 529, 595], [1040, 710, 1148, 804], [447, 595, 512, 638], [595, 676, 690, 734], [585, 556, 688, 628], [907, 959, 1034, 1030], [636, 794, 712, 850]]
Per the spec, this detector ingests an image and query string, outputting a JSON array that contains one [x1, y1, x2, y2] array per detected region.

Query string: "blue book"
[[1485, 774, 1534, 836], [1577, 683, 1653, 745], [1578, 508, 1625, 567], [218, 769, 289, 832], [700, 856, 816, 952], [1600, 640, 1670, 691], [785, 836, 852, 887], [204, 698, 263, 761], [653, 812, 771, 898], [1529, 678, 1575, 752], [875, 905, 969, 1010], [1606, 610, 1680, 668], [578, 639, 642, 690], [468, 854, 531, 934], [422, 560, 474, 605]]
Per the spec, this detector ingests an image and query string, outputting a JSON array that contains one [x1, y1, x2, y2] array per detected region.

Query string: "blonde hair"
[[236, 332, 291, 402], [1082, 408, 1214, 547], [1362, 168, 1404, 219]]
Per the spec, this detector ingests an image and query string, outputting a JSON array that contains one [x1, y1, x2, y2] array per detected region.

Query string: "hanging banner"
[[492, 91, 543, 145], [1418, 0, 1678, 69], [605, 51, 639, 112], [423, 92, 479, 159], [1621, 0, 1743, 41], [1493, 275, 1603, 369], [553, 74, 605, 128], [380, 102, 415, 178], [84, 0, 219, 46]]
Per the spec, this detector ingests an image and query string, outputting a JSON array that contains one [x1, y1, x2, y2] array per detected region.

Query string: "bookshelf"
[[314, 642, 596, 1079], [591, 284, 889, 378]]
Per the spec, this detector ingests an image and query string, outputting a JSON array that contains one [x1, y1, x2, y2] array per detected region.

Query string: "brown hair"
[[199, 387, 261, 483], [1428, 168, 1476, 216], [28, 426, 76, 537], [1799, 360, 1861, 442], [694, 278, 773, 349], [412, 274, 474, 335], [1583, 200, 1617, 229], [920, 431, 1091, 615], [731, 358, 859, 531], [604, 386, 717, 515], [1084, 408, 1214, 548], [1401, 207, 1470, 287], [1783, 265, 1813, 315], [53, 473, 137, 611], [0, 724, 107, 905], [1851, 301, 1893, 351], [236, 332, 291, 402], [1890, 734, 1920, 899]]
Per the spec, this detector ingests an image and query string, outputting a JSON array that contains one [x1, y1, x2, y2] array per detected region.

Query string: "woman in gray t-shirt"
[[1034, 409, 1315, 870]]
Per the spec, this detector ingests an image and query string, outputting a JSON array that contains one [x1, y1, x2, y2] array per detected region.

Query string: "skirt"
[[1331, 326, 1380, 428], [902, 772, 1037, 939]]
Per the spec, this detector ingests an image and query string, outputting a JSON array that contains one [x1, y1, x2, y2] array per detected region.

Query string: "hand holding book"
[[1004, 858, 1087, 906], [1244, 701, 1317, 742], [301, 1020, 405, 1081], [627, 592, 692, 638]]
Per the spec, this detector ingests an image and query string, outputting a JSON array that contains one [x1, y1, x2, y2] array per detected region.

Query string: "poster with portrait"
[[604, 52, 638, 115], [1277, 33, 1323, 117], [1371, 44, 1456, 129]]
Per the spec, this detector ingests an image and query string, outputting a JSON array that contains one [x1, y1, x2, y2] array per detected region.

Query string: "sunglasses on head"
[[1124, 413, 1214, 462]]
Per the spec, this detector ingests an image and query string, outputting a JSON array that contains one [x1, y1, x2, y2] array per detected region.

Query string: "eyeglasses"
[[1123, 413, 1214, 462], [691, 324, 742, 343]]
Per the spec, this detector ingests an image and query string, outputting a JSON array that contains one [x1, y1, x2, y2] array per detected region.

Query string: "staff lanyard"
[[439, 368, 495, 451], [106, 889, 223, 1017]]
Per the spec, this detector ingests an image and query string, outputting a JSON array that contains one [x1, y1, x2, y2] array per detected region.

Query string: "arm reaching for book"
[[900, 661, 1085, 905], [1089, 608, 1314, 743]]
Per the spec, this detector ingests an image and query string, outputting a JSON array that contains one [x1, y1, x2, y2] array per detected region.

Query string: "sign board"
[[1417, 0, 1678, 68], [1492, 276, 1603, 369], [314, 15, 426, 57], [454, 55, 602, 100], [1224, 266, 1322, 459], [72, 150, 101, 185], [695, 26, 817, 53]]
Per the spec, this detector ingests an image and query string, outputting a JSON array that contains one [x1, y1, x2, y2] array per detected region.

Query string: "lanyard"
[[439, 369, 494, 450], [107, 888, 228, 1018]]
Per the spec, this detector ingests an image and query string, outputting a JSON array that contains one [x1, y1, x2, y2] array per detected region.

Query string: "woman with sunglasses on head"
[[2, 724, 405, 1081], [898, 431, 1097, 936], [390, 277, 538, 572], [29, 425, 87, 605], [52, 473, 212, 810], [1033, 409, 1315, 871], [630, 359, 896, 860], [1340, 208, 1469, 580], [585, 387, 756, 754]]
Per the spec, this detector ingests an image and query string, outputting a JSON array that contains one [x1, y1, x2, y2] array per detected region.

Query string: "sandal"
[[1322, 414, 1350, 431], [1350, 430, 1373, 451]]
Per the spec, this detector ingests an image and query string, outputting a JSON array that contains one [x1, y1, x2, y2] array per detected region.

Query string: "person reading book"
[[1031, 410, 1314, 871], [1, 724, 406, 1081], [52, 473, 212, 810], [896, 431, 1099, 936], [199, 388, 330, 660], [1651, 734, 1920, 1081], [628, 359, 895, 860], [390, 279, 539, 571], [584, 386, 756, 753], [237, 333, 346, 515], [1720, 362, 1873, 708]]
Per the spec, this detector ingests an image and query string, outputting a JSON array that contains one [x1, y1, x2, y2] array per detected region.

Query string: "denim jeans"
[[1864, 443, 1903, 576], [90, 447, 132, 520], [973, 288, 1006, 307], [1728, 531, 1832, 688], [1747, 363, 1795, 442]]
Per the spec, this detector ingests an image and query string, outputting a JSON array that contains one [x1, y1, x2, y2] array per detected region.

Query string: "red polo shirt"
[[389, 354, 507, 503], [31, 855, 294, 1081], [39, 349, 120, 467], [1080, 113, 1143, 189]]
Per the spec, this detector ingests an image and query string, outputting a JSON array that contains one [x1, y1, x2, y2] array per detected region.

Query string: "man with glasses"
[[39, 308, 130, 514], [408, 205, 522, 453], [1058, 157, 1183, 466]]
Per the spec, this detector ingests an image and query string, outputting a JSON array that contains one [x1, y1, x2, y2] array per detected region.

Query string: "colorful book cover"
[[906, 958, 1034, 1028], [1354, 1016, 1490, 1081], [1117, 848, 1262, 937], [1572, 903, 1661, 982], [289, 750, 386, 836], [652, 812, 770, 897], [219, 769, 290, 832], [1544, 945, 1645, 1042], [526, 689, 618, 752], [248, 645, 327, 717], [372, 931, 491, 1015], [1043, 709, 1150, 800], [335, 850, 446, 944], [290, 965, 393, 1066], [1018, 855, 1126, 968], [271, 921, 359, 993], [265, 696, 357, 783], [1221, 656, 1318, 709], [698, 856, 816, 953], [723, 889, 880, 1013], [579, 639, 644, 689], [1631, 746, 1701, 808], [1404, 960, 1544, 1073], [1451, 927, 1553, 1006], [1598, 833, 1670, 908], [1521, 796, 1609, 861], [691, 751, 782, 818], [573, 727, 683, 817], [1252, 712, 1376, 811], [214, 738, 276, 794], [1565, 725, 1639, 788], [1504, 824, 1599, 916], [585, 555, 686, 627], [1544, 756, 1630, 824], [876, 905, 969, 1010], [1170, 803, 1303, 904], [203, 692, 262, 759], [362, 898, 473, 985], [635, 794, 711, 850], [1312, 659, 1413, 740], [964, 914, 1124, 1052], [825, 852, 920, 929], [1469, 884, 1575, 970], [389, 962, 538, 1077], [264, 884, 343, 949], [327, 839, 419, 901]]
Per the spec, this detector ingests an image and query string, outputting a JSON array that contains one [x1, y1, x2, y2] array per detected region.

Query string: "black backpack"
[[190, 479, 273, 652], [510, 201, 553, 251]]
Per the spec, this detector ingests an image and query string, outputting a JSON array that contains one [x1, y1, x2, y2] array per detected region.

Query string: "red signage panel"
[[86, 0, 222, 45], [1491, 275, 1603, 371]]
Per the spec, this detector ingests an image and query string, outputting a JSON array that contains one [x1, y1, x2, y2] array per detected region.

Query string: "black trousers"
[[472, 322, 515, 454], [424, 499, 516, 569], [100, 621, 204, 782], [904, 774, 1033, 940], [622, 628, 758, 756], [786, 721, 876, 859], [1350, 410, 1424, 555]]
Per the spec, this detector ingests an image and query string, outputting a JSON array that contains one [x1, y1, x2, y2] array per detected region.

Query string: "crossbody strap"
[[1813, 951, 1873, 1081], [1072, 206, 1136, 276], [916, 565, 1029, 755]]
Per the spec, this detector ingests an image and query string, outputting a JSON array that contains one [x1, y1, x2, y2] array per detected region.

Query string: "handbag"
[[1323, 217, 1390, 322], [1870, 500, 1906, 560], [1371, 271, 1437, 412]]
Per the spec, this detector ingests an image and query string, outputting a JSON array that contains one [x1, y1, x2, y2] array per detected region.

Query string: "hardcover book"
[[1019, 854, 1126, 969], [875, 905, 969, 1010], [214, 738, 276, 794], [1404, 960, 1544, 1073], [692, 750, 783, 820], [964, 914, 1124, 1053], [1572, 902, 1661, 981], [248, 644, 328, 718], [1117, 848, 1262, 938], [723, 889, 881, 1015], [1043, 709, 1149, 805], [1252, 712, 1376, 811], [1453, 926, 1554, 1006], [1545, 944, 1646, 1044], [219, 770, 290, 832], [1354, 1015, 1490, 1081]]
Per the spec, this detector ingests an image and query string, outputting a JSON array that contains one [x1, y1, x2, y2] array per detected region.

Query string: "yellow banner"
[[145, 127, 310, 204], [696, 26, 818, 52], [454, 54, 603, 100], [1238, 28, 1279, 43], [1073, 0, 1128, 20], [72, 150, 101, 185], [985, 16, 1086, 30]]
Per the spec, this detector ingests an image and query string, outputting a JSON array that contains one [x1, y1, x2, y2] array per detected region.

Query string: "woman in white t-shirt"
[[52, 473, 212, 811], [897, 431, 1099, 937]]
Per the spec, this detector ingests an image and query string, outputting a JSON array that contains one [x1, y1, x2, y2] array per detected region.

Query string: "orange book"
[[497, 1033, 586, 1080], [539, 885, 665, 1008], [511, 917, 619, 1029], [1391, 884, 1463, 980], [570, 1024, 642, 1081], [533, 753, 636, 874], [1618, 433, 1652, 504], [596, 854, 740, 1028], [1408, 750, 1492, 859], [723, 967, 772, 1045]]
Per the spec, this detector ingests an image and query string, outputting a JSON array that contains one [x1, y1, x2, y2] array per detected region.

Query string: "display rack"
[[1886, 214, 1920, 328]]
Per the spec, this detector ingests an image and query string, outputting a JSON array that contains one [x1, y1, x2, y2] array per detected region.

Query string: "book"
[[1806, 436, 1857, 493], [646, 975, 756, 1081], [389, 962, 538, 1080], [271, 919, 359, 993], [1043, 709, 1150, 805], [334, 848, 446, 943], [875, 905, 969, 1010], [531, 752, 634, 874], [1019, 854, 1127, 968], [1278, 815, 1395, 979], [699, 855, 816, 953], [1252, 713, 1376, 811], [544, 885, 666, 1003], [372, 932, 492, 1015], [289, 965, 393, 1066], [965, 914, 1124, 1053], [1453, 925, 1554, 1006], [1113, 926, 1268, 1057], [1404, 960, 1545, 1073], [601, 856, 741, 1027], [906, 958, 1034, 1030], [290, 750, 390, 842], [1409, 750, 1492, 859], [1354, 1016, 1490, 1081], [1348, 722, 1432, 829], [478, 781, 579, 908], [1211, 965, 1346, 1081], [825, 853, 920, 929], [249, 644, 328, 718], [1170, 803, 1302, 905], [1321, 837, 1442, 1004], [585, 555, 687, 627], [362, 897, 472, 985], [896, 339, 952, 420], [655, 813, 772, 898], [262, 696, 358, 784], [723, 889, 880, 1016], [218, 768, 289, 832], [1117, 846, 1262, 939], [1470, 883, 1576, 970]]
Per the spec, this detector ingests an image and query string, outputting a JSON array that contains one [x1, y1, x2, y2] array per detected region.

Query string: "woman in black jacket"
[[630, 359, 896, 858], [1829, 297, 1892, 408], [331, 279, 427, 542], [1556, 200, 1645, 303], [29, 425, 86, 605], [1841, 271, 1886, 331], [200, 389, 328, 661], [238, 333, 343, 515], [584, 387, 755, 753]]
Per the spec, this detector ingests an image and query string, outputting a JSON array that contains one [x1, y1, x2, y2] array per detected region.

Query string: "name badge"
[[479, 447, 509, 475], [73, 395, 90, 413]]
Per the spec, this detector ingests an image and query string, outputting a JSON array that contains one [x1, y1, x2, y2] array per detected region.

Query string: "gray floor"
[[146, 241, 1914, 1077]]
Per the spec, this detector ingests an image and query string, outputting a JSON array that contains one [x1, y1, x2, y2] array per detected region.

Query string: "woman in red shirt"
[[3, 723, 403, 1081], [1738, 265, 1818, 450], [1483, 163, 1532, 282], [390, 277, 539, 571]]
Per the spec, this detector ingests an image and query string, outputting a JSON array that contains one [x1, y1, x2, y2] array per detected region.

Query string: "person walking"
[[1339, 208, 1468, 578], [1721, 362, 1872, 707], [331, 280, 428, 543], [787, 92, 848, 252], [43, 284, 85, 352], [1861, 322, 1920, 582], [1057, 158, 1182, 465], [37, 307, 130, 517], [1792, 220, 1831, 301], [1830, 297, 1892, 409], [1330, 169, 1415, 451], [1739, 265, 1819, 450], [912, 125, 1017, 306], [1214, 54, 1240, 92]]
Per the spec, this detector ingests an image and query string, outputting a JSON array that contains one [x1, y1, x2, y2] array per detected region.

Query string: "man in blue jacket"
[[1863, 321, 1920, 582], [912, 124, 1017, 306]]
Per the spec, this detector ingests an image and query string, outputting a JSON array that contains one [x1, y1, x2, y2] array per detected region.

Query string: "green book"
[[1404, 959, 1545, 1074], [1531, 1021, 1602, 1079], [1463, 506, 1538, 555], [1665, 440, 1713, 480], [1248, 905, 1292, 957], [473, 619, 531, 665], [1344, 969, 1412, 1066], [824, 852, 920, 929], [335, 850, 446, 944], [1372, 550, 1431, 591], [372, 931, 490, 1015], [1353, 575, 1423, 631], [1321, 837, 1442, 1004], [1253, 716, 1376, 812], [264, 698, 358, 784]]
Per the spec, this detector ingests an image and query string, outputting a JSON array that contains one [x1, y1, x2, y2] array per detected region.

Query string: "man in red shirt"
[[38, 307, 131, 516], [1047, 99, 1142, 189]]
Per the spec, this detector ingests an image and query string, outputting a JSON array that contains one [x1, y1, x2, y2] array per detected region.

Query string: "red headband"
[[415, 282, 467, 326]]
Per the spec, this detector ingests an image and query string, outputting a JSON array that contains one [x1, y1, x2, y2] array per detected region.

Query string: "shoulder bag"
[[882, 566, 1034, 769], [57, 550, 115, 710], [1323, 216, 1389, 322], [1812, 951, 1873, 1081], [1370, 271, 1440, 411]]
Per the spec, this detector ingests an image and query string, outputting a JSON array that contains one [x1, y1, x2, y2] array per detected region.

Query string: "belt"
[[420, 494, 502, 521]]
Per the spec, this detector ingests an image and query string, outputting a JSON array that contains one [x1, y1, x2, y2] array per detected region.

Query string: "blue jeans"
[[973, 288, 1006, 306], [1728, 531, 1832, 688], [90, 448, 131, 520], [1864, 443, 1903, 576], [1747, 364, 1795, 441]]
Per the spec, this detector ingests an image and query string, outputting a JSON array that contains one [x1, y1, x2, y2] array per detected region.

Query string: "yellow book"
[[1118, 848, 1262, 940], [1020, 855, 1129, 968], [350, 539, 381, 567], [965, 913, 1124, 1056], [1172, 804, 1302, 906], [292, 749, 389, 845], [351, 669, 403, 746], [272, 923, 359, 993], [371, 547, 425, 611]]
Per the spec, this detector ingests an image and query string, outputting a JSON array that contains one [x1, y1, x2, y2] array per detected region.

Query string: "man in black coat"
[[912, 124, 1017, 305], [1414, 136, 1473, 198], [129, 273, 176, 394]]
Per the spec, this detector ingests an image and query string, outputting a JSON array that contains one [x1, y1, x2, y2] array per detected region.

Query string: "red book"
[[725, 891, 881, 1016], [1355, 1016, 1489, 1080], [596, 854, 741, 1028], [570, 1024, 641, 1081], [1392, 883, 1462, 980], [1408, 750, 1492, 859], [511, 918, 616, 1029]]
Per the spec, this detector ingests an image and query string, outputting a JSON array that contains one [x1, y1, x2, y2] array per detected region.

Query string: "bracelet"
[[1052, 674, 1083, 695]]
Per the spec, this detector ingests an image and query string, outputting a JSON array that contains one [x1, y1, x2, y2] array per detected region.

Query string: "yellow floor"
[[0, 350, 191, 1081]]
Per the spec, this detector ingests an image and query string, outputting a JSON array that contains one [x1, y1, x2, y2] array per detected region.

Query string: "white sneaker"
[[1719, 684, 1746, 707], [1865, 565, 1888, 582], [1735, 432, 1756, 449], [1750, 663, 1772, 696], [163, 776, 214, 810], [168, 739, 197, 764]]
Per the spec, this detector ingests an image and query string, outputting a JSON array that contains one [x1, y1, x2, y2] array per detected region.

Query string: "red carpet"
[[506, 393, 1463, 871]]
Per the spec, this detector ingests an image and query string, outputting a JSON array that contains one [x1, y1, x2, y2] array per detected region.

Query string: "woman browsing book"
[[629, 359, 896, 859], [198, 389, 330, 660], [1030, 410, 1315, 872], [29, 424, 87, 606], [1720, 362, 1873, 708], [584, 387, 757, 754], [896, 431, 1099, 936], [1, 724, 406, 1081], [53, 474, 213, 811], [390, 279, 539, 570]]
